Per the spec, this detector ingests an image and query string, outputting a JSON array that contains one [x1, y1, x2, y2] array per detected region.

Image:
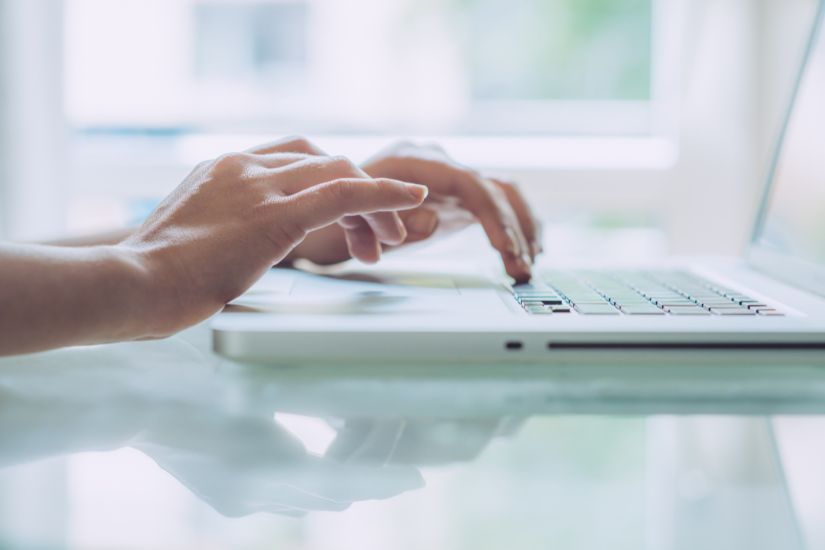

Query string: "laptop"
[[213, 3, 825, 365]]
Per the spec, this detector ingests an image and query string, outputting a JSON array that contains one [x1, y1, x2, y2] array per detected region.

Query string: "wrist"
[[101, 244, 182, 341]]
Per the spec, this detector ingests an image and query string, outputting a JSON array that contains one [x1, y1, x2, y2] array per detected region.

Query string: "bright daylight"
[[2, 1, 825, 549]]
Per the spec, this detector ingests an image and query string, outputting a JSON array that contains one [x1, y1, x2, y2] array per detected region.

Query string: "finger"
[[360, 211, 407, 246], [265, 156, 409, 245], [433, 163, 532, 281], [265, 155, 366, 195], [245, 135, 327, 156], [326, 419, 407, 465], [339, 215, 382, 263], [398, 207, 440, 242], [534, 216, 544, 255], [490, 178, 543, 259], [283, 178, 428, 235], [339, 419, 407, 465]]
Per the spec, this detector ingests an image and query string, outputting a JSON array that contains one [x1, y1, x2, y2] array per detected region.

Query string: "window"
[[60, 0, 679, 232], [64, 0, 662, 136]]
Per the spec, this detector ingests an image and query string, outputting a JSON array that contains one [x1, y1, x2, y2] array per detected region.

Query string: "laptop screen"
[[753, 4, 825, 270]]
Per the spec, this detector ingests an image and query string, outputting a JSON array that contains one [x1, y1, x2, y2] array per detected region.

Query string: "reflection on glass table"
[[0, 325, 822, 549]]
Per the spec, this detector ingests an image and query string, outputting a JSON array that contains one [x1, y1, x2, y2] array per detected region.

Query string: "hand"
[[134, 413, 423, 517], [364, 142, 542, 282], [122, 137, 427, 337], [290, 141, 543, 282], [0, 338, 423, 517]]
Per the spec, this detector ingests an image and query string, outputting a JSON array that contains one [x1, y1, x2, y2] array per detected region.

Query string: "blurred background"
[[0, 0, 818, 256], [1, 2, 825, 548]]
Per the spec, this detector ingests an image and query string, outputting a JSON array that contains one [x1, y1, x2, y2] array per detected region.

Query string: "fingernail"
[[392, 214, 408, 243], [504, 227, 520, 255], [406, 209, 438, 236], [522, 253, 533, 267], [531, 243, 541, 258], [516, 256, 532, 278], [406, 183, 428, 201]]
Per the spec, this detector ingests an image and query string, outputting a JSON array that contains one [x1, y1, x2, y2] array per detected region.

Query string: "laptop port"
[[505, 341, 524, 351]]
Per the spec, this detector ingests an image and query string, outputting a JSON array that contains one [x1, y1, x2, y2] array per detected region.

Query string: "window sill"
[[73, 132, 678, 169], [67, 132, 679, 198]]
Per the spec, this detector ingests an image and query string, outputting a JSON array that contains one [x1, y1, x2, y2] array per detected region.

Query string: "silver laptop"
[[213, 4, 825, 365]]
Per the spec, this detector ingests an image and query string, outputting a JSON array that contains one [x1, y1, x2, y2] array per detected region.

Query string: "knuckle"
[[212, 152, 249, 175], [267, 201, 307, 244], [329, 178, 357, 200], [281, 135, 314, 152], [492, 188, 509, 205], [465, 174, 495, 198], [325, 155, 359, 175], [374, 178, 401, 194]]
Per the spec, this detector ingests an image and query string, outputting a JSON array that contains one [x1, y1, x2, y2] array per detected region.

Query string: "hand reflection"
[[0, 330, 521, 517], [327, 417, 524, 466], [132, 412, 424, 517]]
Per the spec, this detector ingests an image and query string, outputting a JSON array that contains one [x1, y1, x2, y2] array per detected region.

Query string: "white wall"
[[0, 0, 11, 239], [2, 0, 820, 253], [517, 0, 819, 257], [0, 0, 67, 241]]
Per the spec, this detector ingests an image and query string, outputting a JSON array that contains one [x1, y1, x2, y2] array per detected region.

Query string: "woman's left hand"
[[289, 141, 543, 283]]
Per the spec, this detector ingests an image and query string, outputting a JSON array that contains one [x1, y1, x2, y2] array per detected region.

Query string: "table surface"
[[3, 226, 825, 549], [2, 321, 825, 550]]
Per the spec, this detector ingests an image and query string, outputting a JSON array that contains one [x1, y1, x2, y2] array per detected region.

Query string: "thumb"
[[285, 178, 427, 233]]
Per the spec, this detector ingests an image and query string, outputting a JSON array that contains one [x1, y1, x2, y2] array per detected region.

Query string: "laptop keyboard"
[[512, 271, 784, 316]]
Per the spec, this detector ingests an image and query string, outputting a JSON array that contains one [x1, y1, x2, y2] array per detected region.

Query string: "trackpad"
[[228, 268, 471, 315]]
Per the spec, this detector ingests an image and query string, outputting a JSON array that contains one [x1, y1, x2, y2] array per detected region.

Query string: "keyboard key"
[[523, 270, 780, 319], [574, 304, 620, 315], [564, 293, 604, 301], [710, 308, 756, 315], [519, 298, 564, 306], [654, 299, 695, 306], [756, 309, 785, 316], [666, 306, 711, 315], [516, 292, 561, 299], [621, 306, 666, 315], [512, 284, 546, 292], [700, 301, 739, 308]]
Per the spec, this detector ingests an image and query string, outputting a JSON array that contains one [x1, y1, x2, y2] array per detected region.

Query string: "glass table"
[[1, 323, 824, 550]]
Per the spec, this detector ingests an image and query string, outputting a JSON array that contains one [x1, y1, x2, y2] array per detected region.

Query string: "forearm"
[[0, 243, 155, 356], [0, 394, 143, 467]]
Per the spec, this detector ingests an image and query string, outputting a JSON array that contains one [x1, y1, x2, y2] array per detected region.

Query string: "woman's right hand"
[[122, 137, 427, 338]]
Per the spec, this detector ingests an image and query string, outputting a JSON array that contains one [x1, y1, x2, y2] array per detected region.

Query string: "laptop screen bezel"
[[746, 0, 825, 299]]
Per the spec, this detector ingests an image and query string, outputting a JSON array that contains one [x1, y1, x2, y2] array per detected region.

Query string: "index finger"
[[490, 178, 543, 260], [284, 178, 428, 235], [405, 159, 532, 282]]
